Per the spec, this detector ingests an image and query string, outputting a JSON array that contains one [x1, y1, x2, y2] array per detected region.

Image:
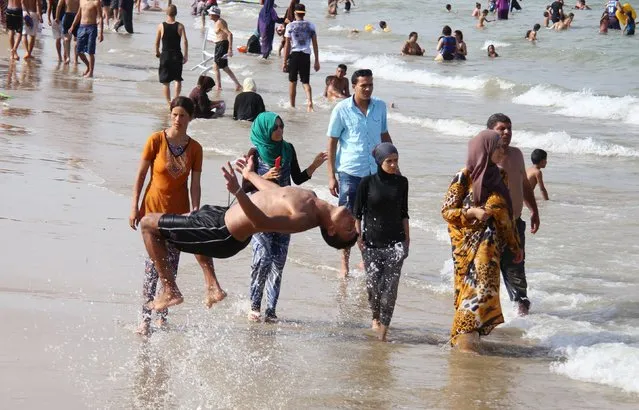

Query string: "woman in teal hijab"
[[245, 111, 328, 322]]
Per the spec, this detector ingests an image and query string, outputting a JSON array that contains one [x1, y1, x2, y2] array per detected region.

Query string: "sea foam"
[[388, 112, 639, 157], [513, 85, 639, 125]]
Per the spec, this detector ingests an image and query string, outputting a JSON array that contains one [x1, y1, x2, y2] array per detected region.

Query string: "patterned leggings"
[[0, 0, 6, 30], [363, 244, 406, 327], [249, 232, 291, 318], [142, 242, 180, 322]]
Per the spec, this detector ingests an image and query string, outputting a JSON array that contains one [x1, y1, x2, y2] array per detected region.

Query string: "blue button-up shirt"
[[327, 96, 388, 177]]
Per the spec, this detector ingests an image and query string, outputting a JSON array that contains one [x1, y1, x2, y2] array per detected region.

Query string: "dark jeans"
[[500, 217, 530, 309], [338, 172, 363, 212]]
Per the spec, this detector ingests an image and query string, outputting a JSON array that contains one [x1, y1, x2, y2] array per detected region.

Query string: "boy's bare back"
[[526, 166, 549, 200], [225, 186, 321, 240]]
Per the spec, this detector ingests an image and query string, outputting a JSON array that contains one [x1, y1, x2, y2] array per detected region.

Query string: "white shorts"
[[23, 11, 40, 37], [52, 20, 63, 40]]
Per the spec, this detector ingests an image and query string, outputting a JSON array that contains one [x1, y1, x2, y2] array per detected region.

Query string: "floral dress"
[[441, 168, 520, 344]]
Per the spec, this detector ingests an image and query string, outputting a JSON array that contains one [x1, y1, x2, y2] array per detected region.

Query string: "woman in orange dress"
[[129, 97, 224, 336], [441, 130, 522, 352]]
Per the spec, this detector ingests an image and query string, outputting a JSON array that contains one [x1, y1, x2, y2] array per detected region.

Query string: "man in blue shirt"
[[327, 69, 393, 276]]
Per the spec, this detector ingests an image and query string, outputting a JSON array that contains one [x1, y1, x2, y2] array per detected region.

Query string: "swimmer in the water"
[[478, 9, 492, 28], [526, 149, 550, 200], [446, 4, 452, 12], [487, 44, 499, 57], [454, 30, 467, 60], [328, 0, 337, 15], [324, 64, 350, 100], [341, 0, 354, 12], [379, 20, 391, 32], [472, 2, 481, 18], [543, 11, 550, 27], [552, 12, 574, 30], [526, 23, 541, 41], [574, 0, 591, 10], [401, 31, 425, 56]]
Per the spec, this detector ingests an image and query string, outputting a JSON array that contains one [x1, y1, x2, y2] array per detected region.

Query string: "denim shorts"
[[338, 172, 362, 212]]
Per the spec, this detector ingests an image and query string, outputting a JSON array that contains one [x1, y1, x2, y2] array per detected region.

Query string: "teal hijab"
[[250, 112, 292, 167]]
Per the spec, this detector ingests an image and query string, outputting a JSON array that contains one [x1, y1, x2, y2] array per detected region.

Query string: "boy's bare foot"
[[146, 289, 183, 311], [371, 319, 381, 331], [204, 287, 227, 308], [11, 51, 20, 60], [248, 310, 261, 322], [136, 321, 151, 336], [340, 264, 349, 278], [306, 102, 314, 112], [24, 53, 32, 59]]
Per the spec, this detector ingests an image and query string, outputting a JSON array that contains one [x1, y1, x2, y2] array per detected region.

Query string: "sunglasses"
[[273, 122, 285, 131]]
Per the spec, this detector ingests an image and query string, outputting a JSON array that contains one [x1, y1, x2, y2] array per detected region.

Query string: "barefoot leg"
[[340, 248, 350, 277], [455, 332, 480, 353], [378, 324, 389, 342], [140, 214, 184, 311], [303, 83, 314, 112], [288, 81, 297, 108], [195, 254, 227, 308]]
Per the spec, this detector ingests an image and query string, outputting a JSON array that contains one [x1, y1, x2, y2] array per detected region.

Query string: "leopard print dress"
[[441, 169, 521, 345]]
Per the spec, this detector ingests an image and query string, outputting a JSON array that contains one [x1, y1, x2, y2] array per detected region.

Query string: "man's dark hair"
[[531, 149, 548, 164], [409, 31, 418, 38], [446, 4, 452, 10], [170, 96, 195, 117], [533, 23, 541, 31], [442, 25, 452, 36], [338, 63, 347, 71], [486, 113, 512, 129], [351, 69, 373, 85], [320, 227, 358, 250]]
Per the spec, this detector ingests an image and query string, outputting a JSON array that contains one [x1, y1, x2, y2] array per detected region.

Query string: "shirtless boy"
[[22, 0, 42, 59], [68, 0, 103, 77], [207, 6, 242, 91], [401, 32, 425, 56], [140, 155, 358, 312], [56, 0, 80, 65], [478, 9, 491, 28], [324, 64, 350, 100], [6, 0, 25, 60], [527, 149, 550, 200]]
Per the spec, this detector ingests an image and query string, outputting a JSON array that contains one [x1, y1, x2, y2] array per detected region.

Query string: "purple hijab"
[[258, 0, 278, 58], [466, 130, 513, 215]]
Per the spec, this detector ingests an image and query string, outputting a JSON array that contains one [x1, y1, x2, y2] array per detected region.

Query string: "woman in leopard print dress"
[[441, 130, 522, 353]]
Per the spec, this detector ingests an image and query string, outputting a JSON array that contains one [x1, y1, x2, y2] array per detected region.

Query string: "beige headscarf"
[[466, 129, 512, 214], [243, 78, 256, 92]]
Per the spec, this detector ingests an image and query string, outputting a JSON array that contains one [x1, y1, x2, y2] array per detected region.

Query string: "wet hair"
[[351, 68, 373, 85], [409, 31, 418, 39], [543, 11, 549, 17], [482, 9, 489, 15], [533, 23, 541, 31], [379, 20, 387, 29], [197, 75, 215, 90], [337, 63, 347, 71], [442, 25, 452, 36], [454, 30, 463, 40], [446, 4, 451, 10], [487, 113, 511, 129], [320, 227, 358, 250], [170, 96, 195, 117], [567, 12, 574, 19], [531, 149, 548, 164], [476, 3, 481, 8], [167, 4, 177, 17]]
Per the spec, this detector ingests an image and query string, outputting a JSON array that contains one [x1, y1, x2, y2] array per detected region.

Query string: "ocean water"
[[1, 0, 639, 408]]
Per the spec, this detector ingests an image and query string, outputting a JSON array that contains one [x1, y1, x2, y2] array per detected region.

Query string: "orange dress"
[[140, 131, 203, 217]]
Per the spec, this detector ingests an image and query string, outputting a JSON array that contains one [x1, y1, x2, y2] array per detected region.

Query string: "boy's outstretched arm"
[[538, 171, 549, 200]]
